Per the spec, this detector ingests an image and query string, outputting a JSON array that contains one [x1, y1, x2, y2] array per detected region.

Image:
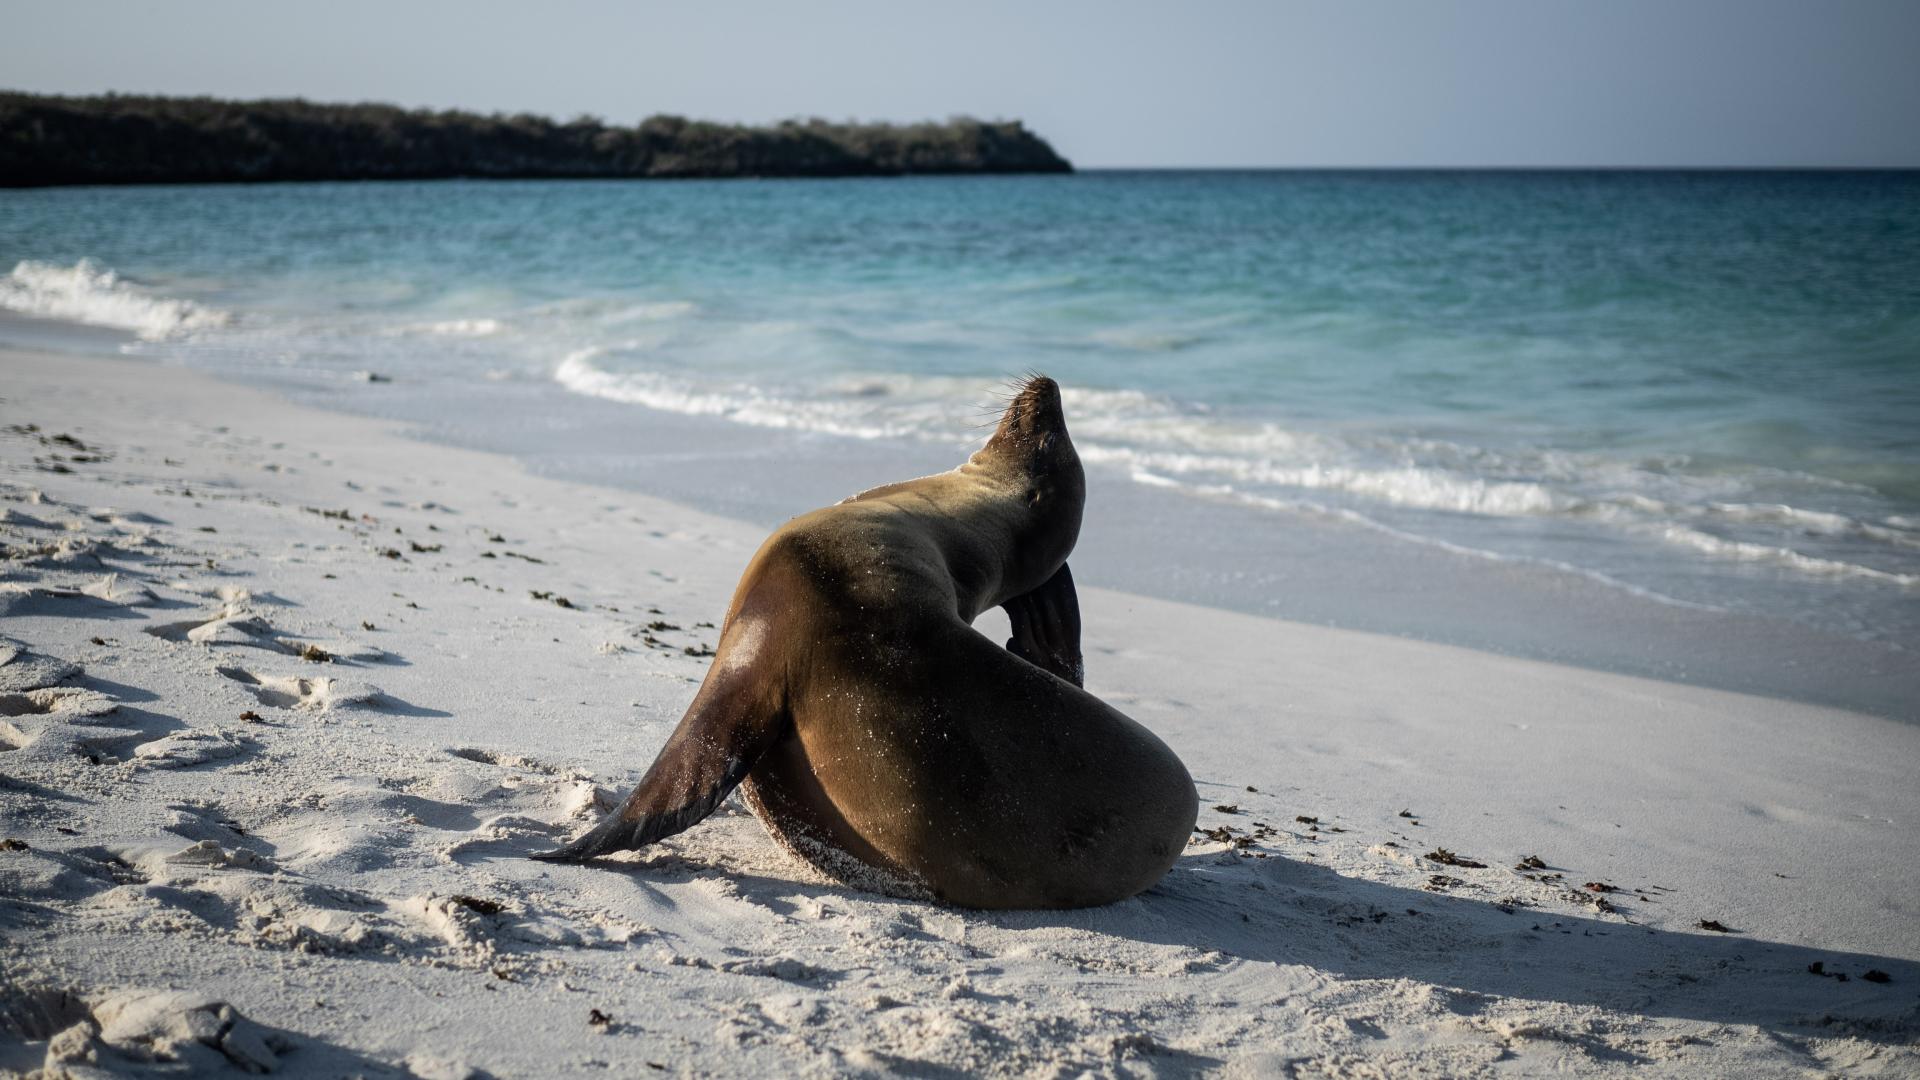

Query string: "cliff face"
[[0, 94, 1073, 186]]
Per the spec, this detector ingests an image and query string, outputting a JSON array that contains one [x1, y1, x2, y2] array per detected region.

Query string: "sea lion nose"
[[1022, 375, 1060, 406], [1016, 375, 1063, 426]]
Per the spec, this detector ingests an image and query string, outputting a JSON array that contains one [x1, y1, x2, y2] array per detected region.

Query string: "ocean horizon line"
[[8, 165, 1917, 192], [1074, 163, 1920, 174]]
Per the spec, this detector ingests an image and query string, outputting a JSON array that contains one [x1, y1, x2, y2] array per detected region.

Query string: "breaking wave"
[[405, 318, 504, 337], [1077, 444, 1563, 516], [554, 349, 928, 441], [553, 349, 1920, 593], [1655, 526, 1920, 586], [0, 259, 229, 340]]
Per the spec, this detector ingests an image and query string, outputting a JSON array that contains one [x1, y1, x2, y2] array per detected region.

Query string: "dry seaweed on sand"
[[1425, 848, 1487, 868], [1194, 824, 1257, 848]]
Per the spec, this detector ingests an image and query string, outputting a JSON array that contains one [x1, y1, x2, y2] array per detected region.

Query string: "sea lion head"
[[971, 374, 1085, 582]]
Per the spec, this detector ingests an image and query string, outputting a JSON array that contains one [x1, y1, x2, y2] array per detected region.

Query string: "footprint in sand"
[[0, 684, 133, 765], [130, 728, 260, 769], [420, 754, 616, 863], [85, 507, 168, 527], [83, 850, 397, 957], [144, 606, 276, 647], [147, 802, 278, 872], [2, 844, 151, 912], [0, 667, 260, 771], [0, 687, 116, 721], [37, 990, 291, 1075], [79, 573, 161, 607], [406, 892, 631, 967], [147, 599, 386, 664], [448, 746, 559, 774], [0, 536, 109, 573], [215, 665, 383, 712], [2, 721, 150, 768], [0, 640, 83, 693], [156, 839, 274, 873], [0, 581, 143, 620]]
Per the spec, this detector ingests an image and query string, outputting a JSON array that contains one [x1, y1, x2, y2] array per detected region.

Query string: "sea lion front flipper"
[[531, 640, 786, 863], [1002, 561, 1084, 687]]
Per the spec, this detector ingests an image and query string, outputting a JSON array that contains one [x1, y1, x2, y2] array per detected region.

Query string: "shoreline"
[[2, 344, 1916, 1076], [7, 171, 1919, 717], [111, 320, 1915, 724]]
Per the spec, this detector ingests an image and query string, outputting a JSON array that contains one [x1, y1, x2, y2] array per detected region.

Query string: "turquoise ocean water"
[[3, 171, 1917, 668]]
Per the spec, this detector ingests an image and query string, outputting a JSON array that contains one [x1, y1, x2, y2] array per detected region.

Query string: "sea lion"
[[535, 375, 1197, 908]]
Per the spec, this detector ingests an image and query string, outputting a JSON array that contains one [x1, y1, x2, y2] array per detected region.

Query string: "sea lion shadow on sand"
[[594, 846, 1916, 1048], [1101, 854, 1914, 1047]]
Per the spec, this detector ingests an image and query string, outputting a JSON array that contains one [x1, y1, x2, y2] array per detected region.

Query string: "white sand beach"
[[2, 345, 1916, 1078]]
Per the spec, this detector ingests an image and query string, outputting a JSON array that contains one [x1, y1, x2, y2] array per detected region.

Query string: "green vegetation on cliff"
[[0, 92, 1073, 187]]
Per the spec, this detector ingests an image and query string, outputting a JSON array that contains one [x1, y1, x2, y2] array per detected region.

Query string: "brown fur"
[[536, 376, 1197, 909]]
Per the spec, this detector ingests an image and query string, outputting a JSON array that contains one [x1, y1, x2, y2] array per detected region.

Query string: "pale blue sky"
[[7, 0, 1918, 167]]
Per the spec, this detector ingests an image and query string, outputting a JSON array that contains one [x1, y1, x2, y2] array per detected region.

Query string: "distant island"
[[0, 92, 1073, 187]]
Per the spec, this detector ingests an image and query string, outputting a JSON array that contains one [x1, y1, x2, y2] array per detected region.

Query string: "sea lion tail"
[[532, 643, 786, 863]]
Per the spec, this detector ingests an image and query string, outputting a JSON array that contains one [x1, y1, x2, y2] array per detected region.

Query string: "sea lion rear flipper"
[[1002, 562, 1084, 687], [531, 648, 786, 862]]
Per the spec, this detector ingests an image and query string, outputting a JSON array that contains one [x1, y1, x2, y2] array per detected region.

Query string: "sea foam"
[[1654, 526, 1920, 587], [551, 349, 1920, 592], [408, 318, 504, 337], [554, 349, 924, 441], [1, 260, 229, 340]]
